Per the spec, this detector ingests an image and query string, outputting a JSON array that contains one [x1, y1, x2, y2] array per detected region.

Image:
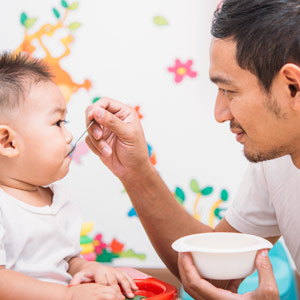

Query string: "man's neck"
[[290, 153, 300, 169]]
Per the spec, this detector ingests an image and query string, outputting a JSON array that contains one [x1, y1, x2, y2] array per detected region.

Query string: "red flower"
[[110, 238, 125, 254]]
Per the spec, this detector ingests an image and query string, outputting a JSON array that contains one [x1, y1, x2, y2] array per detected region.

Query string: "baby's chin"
[[40, 167, 71, 186]]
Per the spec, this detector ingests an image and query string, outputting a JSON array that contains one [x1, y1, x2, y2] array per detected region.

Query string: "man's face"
[[209, 38, 297, 163]]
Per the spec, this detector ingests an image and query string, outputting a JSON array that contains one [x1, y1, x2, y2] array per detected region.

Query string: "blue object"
[[128, 207, 137, 217], [239, 241, 299, 300], [181, 286, 194, 300], [181, 241, 299, 300]]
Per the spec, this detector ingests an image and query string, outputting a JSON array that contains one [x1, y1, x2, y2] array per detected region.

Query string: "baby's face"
[[12, 80, 73, 186]]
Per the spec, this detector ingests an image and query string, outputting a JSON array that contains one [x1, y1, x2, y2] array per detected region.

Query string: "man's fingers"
[[87, 97, 127, 115], [179, 252, 234, 300], [89, 122, 103, 141], [256, 250, 276, 286], [89, 107, 129, 137], [226, 279, 243, 293], [179, 253, 248, 300], [85, 136, 112, 158], [86, 99, 135, 140], [252, 249, 279, 299]]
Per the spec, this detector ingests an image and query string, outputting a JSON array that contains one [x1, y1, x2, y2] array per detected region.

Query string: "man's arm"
[[122, 164, 241, 277], [85, 98, 240, 278], [85, 98, 281, 299]]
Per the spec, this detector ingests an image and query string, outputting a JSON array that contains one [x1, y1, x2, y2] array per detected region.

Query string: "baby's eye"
[[56, 120, 68, 127]]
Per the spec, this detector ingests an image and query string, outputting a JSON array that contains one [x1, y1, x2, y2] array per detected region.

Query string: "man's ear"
[[0, 125, 19, 157], [280, 63, 300, 110]]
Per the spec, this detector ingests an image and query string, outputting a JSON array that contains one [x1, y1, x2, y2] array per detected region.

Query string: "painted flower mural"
[[168, 59, 197, 83]]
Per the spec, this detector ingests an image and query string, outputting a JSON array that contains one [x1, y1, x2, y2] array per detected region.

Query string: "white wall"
[[0, 0, 248, 267]]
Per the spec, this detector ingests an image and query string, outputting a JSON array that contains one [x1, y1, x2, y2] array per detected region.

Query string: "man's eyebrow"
[[210, 75, 235, 86]]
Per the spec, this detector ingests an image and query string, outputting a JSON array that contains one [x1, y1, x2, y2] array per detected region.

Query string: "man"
[[85, 0, 300, 299]]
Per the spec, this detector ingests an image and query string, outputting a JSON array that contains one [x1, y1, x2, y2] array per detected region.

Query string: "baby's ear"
[[0, 125, 19, 157]]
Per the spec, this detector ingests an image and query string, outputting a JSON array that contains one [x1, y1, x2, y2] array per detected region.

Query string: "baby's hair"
[[0, 51, 53, 111]]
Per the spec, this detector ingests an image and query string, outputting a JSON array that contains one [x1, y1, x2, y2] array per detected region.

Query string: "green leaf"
[[190, 179, 200, 193], [221, 189, 229, 201], [175, 187, 185, 201], [96, 249, 119, 263], [153, 16, 168, 26], [68, 22, 81, 31], [20, 12, 28, 25], [53, 8, 60, 19], [92, 96, 101, 103], [61, 0, 69, 8], [80, 235, 93, 244], [175, 196, 184, 205], [201, 186, 213, 196], [69, 2, 79, 10], [214, 208, 226, 219], [24, 18, 37, 30]]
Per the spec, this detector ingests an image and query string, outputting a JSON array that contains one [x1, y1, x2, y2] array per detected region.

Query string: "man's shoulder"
[[261, 155, 296, 173], [259, 155, 300, 192]]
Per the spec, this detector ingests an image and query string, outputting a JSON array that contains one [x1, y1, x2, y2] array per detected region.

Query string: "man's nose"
[[214, 94, 233, 123]]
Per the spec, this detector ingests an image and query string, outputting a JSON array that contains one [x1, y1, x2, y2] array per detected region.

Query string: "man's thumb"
[[254, 249, 279, 299], [256, 249, 275, 284]]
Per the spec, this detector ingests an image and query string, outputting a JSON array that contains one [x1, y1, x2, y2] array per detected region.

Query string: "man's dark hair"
[[0, 52, 52, 111], [211, 0, 300, 92]]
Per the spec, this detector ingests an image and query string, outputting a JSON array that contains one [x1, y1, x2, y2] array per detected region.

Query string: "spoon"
[[69, 119, 95, 156]]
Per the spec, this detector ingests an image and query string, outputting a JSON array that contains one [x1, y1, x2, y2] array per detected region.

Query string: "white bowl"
[[172, 232, 273, 280]]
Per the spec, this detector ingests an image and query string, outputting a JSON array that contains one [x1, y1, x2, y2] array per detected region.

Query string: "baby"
[[0, 52, 137, 300]]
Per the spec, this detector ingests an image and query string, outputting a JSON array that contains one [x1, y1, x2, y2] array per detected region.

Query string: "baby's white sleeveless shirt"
[[0, 183, 82, 285]]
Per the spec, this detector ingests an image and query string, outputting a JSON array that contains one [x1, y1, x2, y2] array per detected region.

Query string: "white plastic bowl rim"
[[172, 232, 273, 254]]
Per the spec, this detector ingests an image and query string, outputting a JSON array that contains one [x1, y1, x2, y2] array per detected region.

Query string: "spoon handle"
[[69, 120, 95, 155], [75, 119, 95, 145]]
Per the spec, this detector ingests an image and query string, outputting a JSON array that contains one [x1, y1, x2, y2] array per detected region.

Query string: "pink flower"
[[168, 59, 197, 83], [71, 140, 89, 164], [93, 234, 107, 255]]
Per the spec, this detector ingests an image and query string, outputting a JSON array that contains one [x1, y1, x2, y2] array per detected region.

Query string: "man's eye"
[[220, 88, 229, 95]]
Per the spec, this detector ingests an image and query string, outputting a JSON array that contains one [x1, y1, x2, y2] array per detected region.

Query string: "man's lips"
[[231, 128, 245, 142], [230, 128, 244, 135]]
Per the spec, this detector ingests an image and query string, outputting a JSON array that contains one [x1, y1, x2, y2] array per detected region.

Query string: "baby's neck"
[[0, 181, 53, 207]]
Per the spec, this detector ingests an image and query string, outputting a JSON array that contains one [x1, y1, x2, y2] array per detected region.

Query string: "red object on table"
[[118, 267, 177, 299], [133, 277, 177, 299]]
